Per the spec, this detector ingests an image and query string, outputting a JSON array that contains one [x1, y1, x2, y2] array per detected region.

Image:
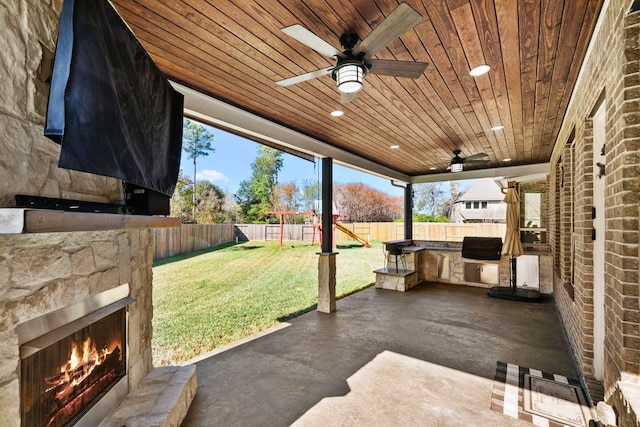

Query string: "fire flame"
[[46, 336, 121, 395]]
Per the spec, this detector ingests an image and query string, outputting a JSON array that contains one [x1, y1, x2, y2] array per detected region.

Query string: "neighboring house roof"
[[456, 178, 505, 202]]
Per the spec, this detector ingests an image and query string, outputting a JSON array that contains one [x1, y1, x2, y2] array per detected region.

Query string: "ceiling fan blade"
[[354, 3, 423, 58], [276, 67, 333, 86], [367, 59, 428, 78], [464, 153, 489, 161], [340, 91, 359, 104], [282, 25, 343, 58], [466, 159, 490, 164]]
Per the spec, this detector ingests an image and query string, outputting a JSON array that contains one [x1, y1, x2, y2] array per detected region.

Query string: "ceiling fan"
[[448, 149, 489, 172], [276, 3, 429, 103]]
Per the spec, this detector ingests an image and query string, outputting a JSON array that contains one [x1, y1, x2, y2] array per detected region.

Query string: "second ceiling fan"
[[276, 3, 429, 103]]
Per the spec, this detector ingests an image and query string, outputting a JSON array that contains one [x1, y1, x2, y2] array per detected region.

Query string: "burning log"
[[45, 346, 122, 427], [21, 308, 127, 427], [44, 366, 84, 389]]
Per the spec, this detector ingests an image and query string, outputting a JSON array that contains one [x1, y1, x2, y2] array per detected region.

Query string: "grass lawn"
[[152, 240, 385, 365]]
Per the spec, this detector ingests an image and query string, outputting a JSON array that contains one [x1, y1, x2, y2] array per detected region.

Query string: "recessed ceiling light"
[[390, 145, 400, 149], [470, 65, 490, 77], [503, 158, 512, 162], [330, 110, 344, 117], [491, 125, 504, 131], [429, 167, 437, 170]]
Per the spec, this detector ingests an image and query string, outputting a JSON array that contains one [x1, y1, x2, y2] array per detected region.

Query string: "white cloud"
[[197, 169, 229, 183]]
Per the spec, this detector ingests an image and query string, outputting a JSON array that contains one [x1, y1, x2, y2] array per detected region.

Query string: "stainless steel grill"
[[461, 237, 503, 260]]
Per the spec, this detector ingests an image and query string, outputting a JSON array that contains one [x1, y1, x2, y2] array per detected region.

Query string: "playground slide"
[[335, 223, 371, 247]]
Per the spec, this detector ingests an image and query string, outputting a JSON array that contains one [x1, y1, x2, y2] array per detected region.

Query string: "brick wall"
[[560, 143, 575, 292], [550, 1, 640, 422], [613, 11, 640, 378]]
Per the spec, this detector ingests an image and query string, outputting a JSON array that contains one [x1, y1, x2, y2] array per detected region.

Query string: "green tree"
[[412, 213, 450, 223], [443, 181, 460, 221], [171, 172, 232, 224], [193, 181, 227, 223], [413, 183, 446, 217], [235, 146, 284, 223], [334, 183, 402, 222], [300, 178, 321, 212], [182, 119, 215, 217], [170, 171, 195, 223], [271, 182, 304, 224]]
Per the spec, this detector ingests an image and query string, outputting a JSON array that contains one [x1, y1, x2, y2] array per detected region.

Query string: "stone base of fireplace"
[[98, 365, 197, 427]]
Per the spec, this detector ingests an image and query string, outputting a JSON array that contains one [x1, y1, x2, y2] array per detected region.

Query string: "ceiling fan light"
[[336, 64, 364, 93], [450, 162, 463, 173]]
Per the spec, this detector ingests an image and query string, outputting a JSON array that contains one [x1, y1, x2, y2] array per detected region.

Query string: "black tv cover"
[[45, 0, 183, 196]]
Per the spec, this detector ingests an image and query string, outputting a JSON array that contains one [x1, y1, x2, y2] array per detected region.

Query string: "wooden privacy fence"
[[233, 222, 506, 244], [153, 223, 236, 259], [235, 223, 318, 243], [153, 222, 506, 259]]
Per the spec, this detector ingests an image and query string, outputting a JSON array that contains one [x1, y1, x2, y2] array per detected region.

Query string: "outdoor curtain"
[[502, 185, 524, 257]]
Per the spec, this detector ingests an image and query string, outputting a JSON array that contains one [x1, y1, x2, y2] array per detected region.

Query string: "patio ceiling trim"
[[170, 82, 411, 183]]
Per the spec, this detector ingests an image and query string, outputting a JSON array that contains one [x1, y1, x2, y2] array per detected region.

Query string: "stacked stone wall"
[[0, 3, 165, 425], [0, 0, 122, 208]]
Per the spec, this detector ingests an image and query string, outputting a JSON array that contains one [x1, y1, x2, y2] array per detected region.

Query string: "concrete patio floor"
[[180, 282, 582, 426]]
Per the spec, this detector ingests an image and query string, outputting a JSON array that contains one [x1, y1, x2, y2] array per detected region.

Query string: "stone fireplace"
[[19, 286, 130, 427], [0, 225, 157, 426], [2, 1, 195, 424]]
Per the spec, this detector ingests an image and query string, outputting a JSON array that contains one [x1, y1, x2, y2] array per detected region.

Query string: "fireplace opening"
[[20, 308, 126, 427]]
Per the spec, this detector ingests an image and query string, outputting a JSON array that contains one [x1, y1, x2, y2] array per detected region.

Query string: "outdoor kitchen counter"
[[375, 240, 553, 294], [374, 241, 429, 292], [375, 241, 508, 293]]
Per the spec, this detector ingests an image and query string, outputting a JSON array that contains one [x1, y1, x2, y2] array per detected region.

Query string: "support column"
[[317, 252, 336, 313], [404, 183, 413, 240], [321, 158, 333, 253], [318, 157, 337, 313]]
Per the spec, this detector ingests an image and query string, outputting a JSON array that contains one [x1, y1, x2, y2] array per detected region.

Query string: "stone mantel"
[[0, 208, 180, 234]]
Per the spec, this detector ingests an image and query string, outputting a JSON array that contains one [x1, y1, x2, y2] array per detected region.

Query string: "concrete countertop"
[[415, 246, 461, 252], [400, 246, 427, 252]]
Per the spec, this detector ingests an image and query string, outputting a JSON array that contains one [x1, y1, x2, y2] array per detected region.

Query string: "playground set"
[[266, 203, 370, 249]]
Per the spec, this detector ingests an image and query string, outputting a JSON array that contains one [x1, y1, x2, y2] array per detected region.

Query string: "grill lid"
[[461, 237, 503, 260]]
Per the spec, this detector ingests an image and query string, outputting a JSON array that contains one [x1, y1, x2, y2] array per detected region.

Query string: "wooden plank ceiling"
[[111, 0, 603, 178]]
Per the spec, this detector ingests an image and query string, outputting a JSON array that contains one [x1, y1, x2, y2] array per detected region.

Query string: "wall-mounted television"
[[44, 0, 183, 198]]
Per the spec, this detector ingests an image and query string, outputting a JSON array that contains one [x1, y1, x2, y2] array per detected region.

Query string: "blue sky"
[[179, 122, 408, 197]]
